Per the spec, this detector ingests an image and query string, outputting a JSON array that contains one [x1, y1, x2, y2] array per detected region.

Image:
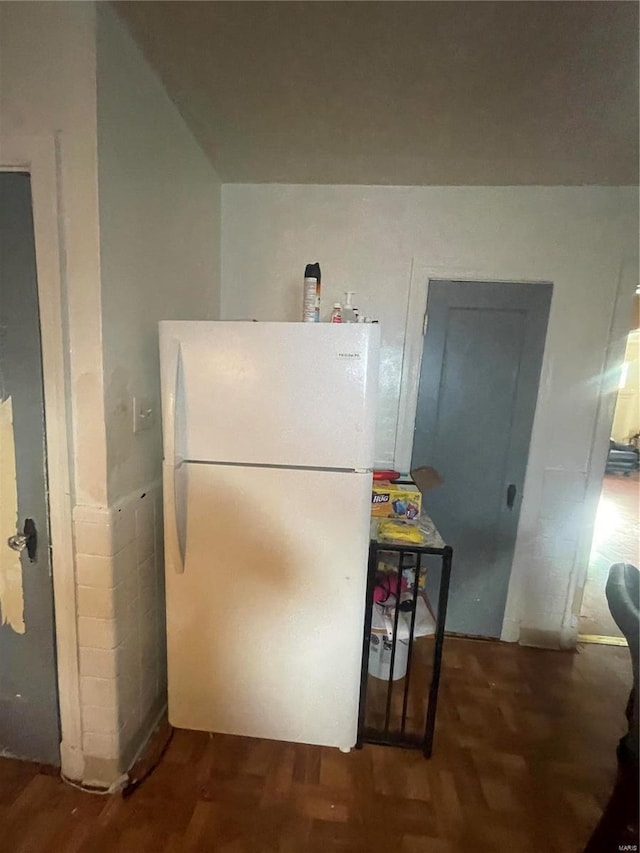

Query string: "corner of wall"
[[96, 0, 222, 501], [74, 482, 166, 785]]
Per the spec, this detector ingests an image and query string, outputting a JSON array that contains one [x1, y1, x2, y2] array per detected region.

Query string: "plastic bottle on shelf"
[[330, 303, 343, 323], [302, 263, 321, 322], [342, 291, 357, 323]]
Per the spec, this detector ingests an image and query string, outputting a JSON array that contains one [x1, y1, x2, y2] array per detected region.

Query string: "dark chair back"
[[606, 563, 639, 761]]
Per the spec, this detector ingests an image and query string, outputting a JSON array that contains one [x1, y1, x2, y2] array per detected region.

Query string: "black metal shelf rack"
[[356, 518, 452, 758]]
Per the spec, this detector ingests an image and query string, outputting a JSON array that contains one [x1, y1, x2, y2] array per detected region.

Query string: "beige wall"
[[0, 0, 107, 508], [221, 184, 639, 646], [90, 4, 221, 781], [97, 4, 221, 506]]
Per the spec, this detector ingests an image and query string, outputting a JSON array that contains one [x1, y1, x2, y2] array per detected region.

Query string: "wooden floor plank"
[[0, 637, 634, 851]]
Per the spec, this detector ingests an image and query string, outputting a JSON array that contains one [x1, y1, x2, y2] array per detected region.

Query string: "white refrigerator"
[[159, 321, 380, 750]]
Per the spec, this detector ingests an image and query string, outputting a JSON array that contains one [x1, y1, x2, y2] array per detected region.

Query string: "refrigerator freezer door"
[[159, 321, 379, 470], [165, 463, 372, 749]]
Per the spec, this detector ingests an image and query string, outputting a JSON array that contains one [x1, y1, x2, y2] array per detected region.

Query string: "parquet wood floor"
[[0, 638, 634, 852], [579, 472, 639, 638]]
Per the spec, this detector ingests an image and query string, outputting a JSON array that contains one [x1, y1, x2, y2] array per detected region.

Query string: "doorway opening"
[[578, 318, 640, 645]]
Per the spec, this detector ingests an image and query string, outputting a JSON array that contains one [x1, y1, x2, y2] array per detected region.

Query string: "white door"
[[164, 463, 372, 749]]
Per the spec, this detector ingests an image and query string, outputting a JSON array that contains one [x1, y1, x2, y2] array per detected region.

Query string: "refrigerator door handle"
[[165, 340, 183, 472], [163, 461, 185, 574], [164, 341, 186, 574]]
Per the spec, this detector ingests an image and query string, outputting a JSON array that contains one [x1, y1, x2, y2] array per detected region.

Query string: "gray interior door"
[[412, 280, 552, 638], [0, 173, 60, 764]]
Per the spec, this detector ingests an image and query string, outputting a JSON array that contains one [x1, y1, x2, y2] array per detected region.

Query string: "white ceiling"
[[115, 1, 639, 186]]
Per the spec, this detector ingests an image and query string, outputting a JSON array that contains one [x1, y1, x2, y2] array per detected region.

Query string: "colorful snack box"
[[371, 483, 422, 519]]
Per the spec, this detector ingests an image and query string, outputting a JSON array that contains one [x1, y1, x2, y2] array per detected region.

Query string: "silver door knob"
[[7, 518, 37, 561], [8, 534, 28, 552]]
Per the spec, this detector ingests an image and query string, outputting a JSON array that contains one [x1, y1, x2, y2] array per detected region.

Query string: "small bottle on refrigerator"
[[342, 291, 357, 323], [330, 303, 343, 323]]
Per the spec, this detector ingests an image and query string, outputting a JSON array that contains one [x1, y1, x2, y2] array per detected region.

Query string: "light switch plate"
[[133, 396, 155, 433]]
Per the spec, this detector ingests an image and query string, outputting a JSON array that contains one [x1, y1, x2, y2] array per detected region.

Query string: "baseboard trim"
[[120, 699, 168, 775], [122, 712, 173, 797], [577, 634, 628, 647]]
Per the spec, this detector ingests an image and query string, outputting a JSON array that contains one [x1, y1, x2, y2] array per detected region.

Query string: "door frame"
[[395, 259, 635, 645], [0, 135, 82, 778], [570, 258, 638, 636]]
